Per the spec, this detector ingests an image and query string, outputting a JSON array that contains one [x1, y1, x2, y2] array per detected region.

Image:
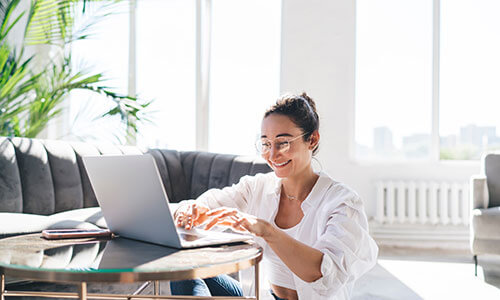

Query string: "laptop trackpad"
[[177, 227, 208, 241], [180, 232, 204, 242]]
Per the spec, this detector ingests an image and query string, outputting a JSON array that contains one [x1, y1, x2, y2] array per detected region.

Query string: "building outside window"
[[355, 0, 500, 161]]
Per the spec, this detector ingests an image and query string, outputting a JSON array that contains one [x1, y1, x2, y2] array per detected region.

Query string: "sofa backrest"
[[146, 149, 270, 202], [178, 151, 272, 199], [485, 153, 500, 208], [0, 137, 271, 215]]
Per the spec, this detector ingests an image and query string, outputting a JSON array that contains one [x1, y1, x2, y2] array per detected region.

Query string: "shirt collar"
[[301, 171, 333, 212]]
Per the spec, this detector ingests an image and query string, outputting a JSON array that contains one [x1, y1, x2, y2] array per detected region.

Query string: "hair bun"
[[299, 92, 318, 115]]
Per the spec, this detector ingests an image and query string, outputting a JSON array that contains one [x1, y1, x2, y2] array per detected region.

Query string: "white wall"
[[279, 0, 480, 217]]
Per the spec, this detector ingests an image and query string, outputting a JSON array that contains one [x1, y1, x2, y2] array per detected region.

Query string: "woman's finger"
[[231, 220, 248, 232], [198, 205, 209, 215], [206, 207, 235, 217], [192, 205, 198, 219], [204, 217, 219, 230], [234, 218, 253, 233], [206, 208, 224, 217], [214, 220, 234, 227], [230, 219, 248, 233], [204, 216, 237, 230], [217, 210, 238, 219], [176, 213, 187, 227], [189, 204, 203, 229]]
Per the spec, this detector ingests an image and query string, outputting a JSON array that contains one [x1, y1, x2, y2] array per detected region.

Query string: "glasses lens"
[[256, 139, 271, 154], [276, 137, 291, 153]]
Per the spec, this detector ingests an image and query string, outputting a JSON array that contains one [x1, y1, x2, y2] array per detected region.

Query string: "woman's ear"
[[309, 130, 320, 150]]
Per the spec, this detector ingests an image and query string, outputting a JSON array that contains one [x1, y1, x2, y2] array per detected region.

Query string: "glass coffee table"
[[0, 233, 262, 300]]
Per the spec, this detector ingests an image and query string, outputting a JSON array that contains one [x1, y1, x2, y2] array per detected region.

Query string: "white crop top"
[[265, 220, 301, 290]]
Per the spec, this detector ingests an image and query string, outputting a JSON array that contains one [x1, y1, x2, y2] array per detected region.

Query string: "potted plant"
[[0, 0, 150, 142]]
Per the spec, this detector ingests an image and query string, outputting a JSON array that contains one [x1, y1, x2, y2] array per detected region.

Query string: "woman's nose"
[[269, 145, 280, 161]]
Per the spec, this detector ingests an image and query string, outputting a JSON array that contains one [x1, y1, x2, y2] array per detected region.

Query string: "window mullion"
[[127, 0, 137, 145], [431, 0, 441, 161], [195, 0, 212, 151]]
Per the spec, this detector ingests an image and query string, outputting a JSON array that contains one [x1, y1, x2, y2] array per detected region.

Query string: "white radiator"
[[375, 181, 470, 226]]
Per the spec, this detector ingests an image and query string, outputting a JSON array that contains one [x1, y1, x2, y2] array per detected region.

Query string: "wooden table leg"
[[78, 282, 87, 300], [1, 274, 5, 300], [255, 263, 259, 300], [154, 280, 160, 296]]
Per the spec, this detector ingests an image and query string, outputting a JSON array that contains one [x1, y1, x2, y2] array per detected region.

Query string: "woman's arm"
[[264, 222, 324, 282], [208, 212, 323, 282]]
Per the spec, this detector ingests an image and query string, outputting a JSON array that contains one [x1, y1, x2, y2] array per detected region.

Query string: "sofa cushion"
[[43, 140, 84, 213], [191, 152, 229, 198], [485, 153, 500, 208], [0, 213, 50, 238], [148, 149, 179, 203], [70, 142, 102, 208], [0, 137, 22, 212], [229, 156, 257, 185], [471, 238, 500, 255], [471, 207, 500, 240], [10, 138, 56, 215], [160, 150, 189, 202], [0, 209, 107, 239], [47, 207, 107, 229]]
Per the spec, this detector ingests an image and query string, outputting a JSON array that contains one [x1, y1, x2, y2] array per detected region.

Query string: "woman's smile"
[[272, 160, 291, 168]]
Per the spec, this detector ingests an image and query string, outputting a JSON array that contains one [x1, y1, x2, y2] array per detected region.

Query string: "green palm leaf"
[[1, 0, 150, 140], [25, 0, 122, 45]]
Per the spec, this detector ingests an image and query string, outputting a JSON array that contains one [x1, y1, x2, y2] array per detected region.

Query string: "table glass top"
[[0, 233, 261, 275]]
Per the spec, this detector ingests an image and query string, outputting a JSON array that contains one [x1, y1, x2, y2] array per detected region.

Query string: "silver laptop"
[[82, 154, 251, 248]]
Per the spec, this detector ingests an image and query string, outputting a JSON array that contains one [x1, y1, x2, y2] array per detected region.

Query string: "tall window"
[[439, 0, 500, 160], [68, 1, 129, 142], [356, 0, 500, 161], [65, 0, 281, 154], [355, 0, 433, 160], [135, 0, 196, 150], [208, 0, 282, 155]]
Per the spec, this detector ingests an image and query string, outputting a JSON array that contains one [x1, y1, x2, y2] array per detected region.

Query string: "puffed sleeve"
[[176, 174, 258, 213], [307, 196, 378, 296]]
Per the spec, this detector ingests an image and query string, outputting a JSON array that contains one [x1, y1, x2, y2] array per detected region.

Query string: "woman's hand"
[[174, 202, 210, 230], [204, 208, 273, 239]]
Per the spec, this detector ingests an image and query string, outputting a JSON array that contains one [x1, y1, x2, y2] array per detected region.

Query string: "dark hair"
[[264, 92, 320, 155]]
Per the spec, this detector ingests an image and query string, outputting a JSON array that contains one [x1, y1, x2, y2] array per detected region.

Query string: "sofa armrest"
[[471, 175, 489, 209]]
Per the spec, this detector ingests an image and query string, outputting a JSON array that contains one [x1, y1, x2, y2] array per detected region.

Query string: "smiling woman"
[[172, 92, 379, 300]]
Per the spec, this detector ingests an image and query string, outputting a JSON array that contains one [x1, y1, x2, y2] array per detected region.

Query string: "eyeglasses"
[[255, 132, 309, 155]]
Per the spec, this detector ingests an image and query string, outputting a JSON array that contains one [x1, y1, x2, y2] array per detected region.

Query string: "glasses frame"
[[256, 132, 309, 155]]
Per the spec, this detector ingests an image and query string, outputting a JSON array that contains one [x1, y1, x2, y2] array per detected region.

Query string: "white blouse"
[[179, 171, 378, 300]]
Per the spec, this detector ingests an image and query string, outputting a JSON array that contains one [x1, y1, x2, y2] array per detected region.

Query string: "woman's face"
[[260, 114, 317, 178]]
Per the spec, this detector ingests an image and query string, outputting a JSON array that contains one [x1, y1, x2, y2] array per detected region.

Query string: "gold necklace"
[[282, 186, 299, 201]]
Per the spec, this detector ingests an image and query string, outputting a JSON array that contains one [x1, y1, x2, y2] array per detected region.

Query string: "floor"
[[352, 246, 500, 300]]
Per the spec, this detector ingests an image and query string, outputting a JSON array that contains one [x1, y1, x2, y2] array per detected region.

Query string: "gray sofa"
[[0, 136, 270, 289]]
